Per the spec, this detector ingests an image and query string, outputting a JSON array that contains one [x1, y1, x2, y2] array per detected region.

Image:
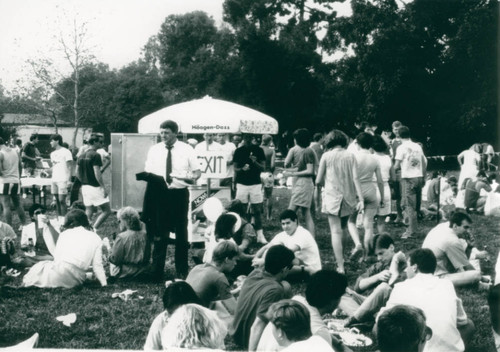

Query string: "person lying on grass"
[[252, 209, 321, 281], [257, 269, 349, 352], [144, 280, 201, 350], [339, 234, 407, 329], [22, 209, 107, 288]]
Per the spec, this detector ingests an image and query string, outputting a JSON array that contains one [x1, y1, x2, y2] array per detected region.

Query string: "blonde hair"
[[161, 304, 227, 350], [117, 206, 141, 231]]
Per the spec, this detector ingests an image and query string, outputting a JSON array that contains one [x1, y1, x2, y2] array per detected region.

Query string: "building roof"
[[1, 113, 72, 127]]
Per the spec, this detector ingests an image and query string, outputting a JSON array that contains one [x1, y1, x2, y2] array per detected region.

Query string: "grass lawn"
[[0, 185, 498, 351]]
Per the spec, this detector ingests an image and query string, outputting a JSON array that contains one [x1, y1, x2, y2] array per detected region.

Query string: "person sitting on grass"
[[108, 206, 148, 280], [22, 209, 107, 288], [464, 171, 499, 213], [422, 211, 483, 288], [252, 209, 321, 281], [232, 245, 295, 351], [144, 280, 201, 350], [257, 269, 348, 352], [186, 240, 238, 317], [377, 305, 432, 352], [160, 303, 228, 351], [377, 249, 475, 352], [18, 204, 55, 267], [228, 199, 257, 253], [267, 299, 334, 352], [340, 234, 407, 329], [0, 220, 16, 269]]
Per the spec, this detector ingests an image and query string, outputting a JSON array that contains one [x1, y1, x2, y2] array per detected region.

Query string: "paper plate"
[[337, 330, 373, 348]]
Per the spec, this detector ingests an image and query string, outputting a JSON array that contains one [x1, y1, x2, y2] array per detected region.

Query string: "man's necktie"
[[166, 144, 173, 184]]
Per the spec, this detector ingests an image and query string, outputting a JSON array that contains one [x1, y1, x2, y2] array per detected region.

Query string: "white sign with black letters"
[[196, 151, 227, 178]]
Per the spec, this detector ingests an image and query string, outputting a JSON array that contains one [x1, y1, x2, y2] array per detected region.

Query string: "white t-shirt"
[[395, 139, 426, 178], [270, 226, 321, 273], [51, 147, 73, 182], [281, 335, 334, 352], [378, 273, 467, 352]]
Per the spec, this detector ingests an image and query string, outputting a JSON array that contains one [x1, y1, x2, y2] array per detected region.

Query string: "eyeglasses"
[[34, 209, 46, 215]]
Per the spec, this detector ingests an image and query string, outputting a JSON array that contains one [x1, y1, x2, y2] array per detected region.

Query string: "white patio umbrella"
[[137, 96, 279, 134]]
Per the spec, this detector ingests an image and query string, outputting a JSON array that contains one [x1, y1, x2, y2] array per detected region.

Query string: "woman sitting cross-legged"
[[22, 209, 107, 288], [109, 206, 148, 280]]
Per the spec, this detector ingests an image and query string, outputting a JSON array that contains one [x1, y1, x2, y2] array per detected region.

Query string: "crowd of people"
[[1, 120, 499, 352]]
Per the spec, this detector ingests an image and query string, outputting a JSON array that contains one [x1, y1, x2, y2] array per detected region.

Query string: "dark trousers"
[[69, 177, 82, 204], [152, 188, 189, 279]]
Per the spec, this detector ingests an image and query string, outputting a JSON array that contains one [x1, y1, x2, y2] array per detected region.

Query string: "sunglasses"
[[34, 209, 46, 215]]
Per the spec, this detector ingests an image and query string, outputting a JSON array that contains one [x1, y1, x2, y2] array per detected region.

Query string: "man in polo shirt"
[[75, 134, 112, 229], [144, 120, 201, 279], [232, 245, 295, 350], [422, 211, 481, 287], [186, 240, 238, 313]]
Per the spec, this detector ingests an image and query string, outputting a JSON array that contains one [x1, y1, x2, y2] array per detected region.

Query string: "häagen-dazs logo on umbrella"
[[192, 124, 230, 131]]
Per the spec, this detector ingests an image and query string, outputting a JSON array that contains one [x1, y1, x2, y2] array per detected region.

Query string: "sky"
[[0, 0, 351, 93]]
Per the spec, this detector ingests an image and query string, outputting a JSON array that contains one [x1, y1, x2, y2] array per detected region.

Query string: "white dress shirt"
[[144, 140, 200, 189]]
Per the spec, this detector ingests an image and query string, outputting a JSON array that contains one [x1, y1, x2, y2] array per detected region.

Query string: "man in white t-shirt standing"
[[50, 134, 73, 217], [394, 126, 427, 239], [252, 209, 321, 279]]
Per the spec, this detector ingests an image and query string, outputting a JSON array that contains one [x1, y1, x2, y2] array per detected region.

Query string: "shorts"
[[81, 185, 109, 207], [235, 184, 263, 204], [360, 183, 378, 210], [377, 182, 391, 216], [401, 178, 423, 209], [51, 181, 69, 195], [0, 183, 20, 195], [289, 177, 314, 208]]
